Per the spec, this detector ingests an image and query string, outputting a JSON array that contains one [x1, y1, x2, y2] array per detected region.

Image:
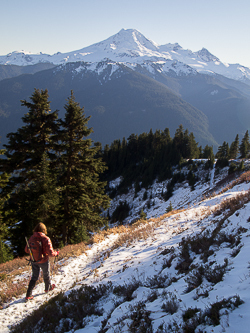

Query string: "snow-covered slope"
[[2, 163, 250, 332], [1, 29, 250, 82]]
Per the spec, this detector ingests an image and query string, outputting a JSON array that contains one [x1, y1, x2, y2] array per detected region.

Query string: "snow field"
[[1, 166, 250, 332]]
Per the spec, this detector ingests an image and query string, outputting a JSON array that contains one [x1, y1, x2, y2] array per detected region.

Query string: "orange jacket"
[[25, 232, 57, 263]]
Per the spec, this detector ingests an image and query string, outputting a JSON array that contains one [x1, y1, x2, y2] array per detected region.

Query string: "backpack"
[[28, 235, 44, 262]]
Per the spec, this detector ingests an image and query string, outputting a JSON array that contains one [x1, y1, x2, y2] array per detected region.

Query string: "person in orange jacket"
[[25, 222, 59, 300]]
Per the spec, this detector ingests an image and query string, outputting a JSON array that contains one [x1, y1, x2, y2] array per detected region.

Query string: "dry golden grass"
[[214, 189, 250, 217], [0, 209, 185, 307], [218, 170, 250, 195]]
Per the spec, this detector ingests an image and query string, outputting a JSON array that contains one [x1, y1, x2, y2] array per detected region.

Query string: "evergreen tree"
[[239, 130, 250, 158], [187, 132, 200, 159], [173, 124, 185, 155], [202, 145, 215, 169], [202, 145, 214, 159], [140, 209, 147, 220], [28, 152, 59, 235], [166, 201, 173, 213], [0, 149, 13, 263], [229, 134, 239, 159], [1, 89, 59, 255], [58, 92, 110, 244], [216, 141, 229, 159]]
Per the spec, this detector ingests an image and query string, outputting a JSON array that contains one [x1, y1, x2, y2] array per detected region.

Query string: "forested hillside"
[[0, 88, 250, 263]]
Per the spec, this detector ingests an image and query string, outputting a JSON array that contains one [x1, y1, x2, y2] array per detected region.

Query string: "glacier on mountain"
[[1, 28, 250, 82]]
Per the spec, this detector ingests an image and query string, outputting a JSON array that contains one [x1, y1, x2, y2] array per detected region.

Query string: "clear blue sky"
[[1, 0, 250, 67]]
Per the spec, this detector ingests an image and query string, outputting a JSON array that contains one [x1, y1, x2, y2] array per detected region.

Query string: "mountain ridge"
[[1, 28, 250, 83], [1, 29, 250, 150], [0, 62, 216, 148]]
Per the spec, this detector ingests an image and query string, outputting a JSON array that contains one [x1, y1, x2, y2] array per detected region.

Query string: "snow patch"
[[1, 29, 249, 82]]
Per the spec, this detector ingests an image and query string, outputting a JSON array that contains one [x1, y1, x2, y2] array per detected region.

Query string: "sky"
[[1, 0, 250, 67]]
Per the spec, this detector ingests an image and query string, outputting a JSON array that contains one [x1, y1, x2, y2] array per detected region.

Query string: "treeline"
[[101, 127, 250, 195], [0, 89, 109, 262], [101, 125, 213, 191], [216, 132, 249, 161]]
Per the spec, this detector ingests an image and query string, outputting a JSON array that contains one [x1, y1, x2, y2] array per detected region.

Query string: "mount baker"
[[1, 28, 250, 83], [0, 29, 250, 149]]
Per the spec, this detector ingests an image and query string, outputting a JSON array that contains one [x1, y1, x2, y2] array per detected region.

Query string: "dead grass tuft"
[[214, 190, 250, 217]]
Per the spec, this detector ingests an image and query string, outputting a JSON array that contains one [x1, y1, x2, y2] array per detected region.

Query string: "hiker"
[[25, 222, 59, 300]]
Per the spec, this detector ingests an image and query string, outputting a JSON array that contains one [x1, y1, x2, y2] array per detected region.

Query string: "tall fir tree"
[[239, 130, 250, 158], [58, 92, 110, 244], [28, 152, 60, 237], [216, 141, 229, 159], [229, 134, 239, 159], [1, 89, 59, 255], [0, 149, 13, 263], [187, 132, 200, 159]]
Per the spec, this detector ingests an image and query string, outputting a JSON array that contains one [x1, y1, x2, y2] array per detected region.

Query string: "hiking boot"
[[25, 296, 34, 301], [45, 284, 55, 293]]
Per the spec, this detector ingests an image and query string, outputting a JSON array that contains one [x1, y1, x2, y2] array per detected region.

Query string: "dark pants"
[[26, 260, 51, 297], [30, 260, 50, 281]]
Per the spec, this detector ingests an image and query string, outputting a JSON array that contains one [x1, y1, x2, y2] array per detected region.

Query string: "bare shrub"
[[128, 301, 153, 333], [11, 283, 112, 333], [161, 292, 179, 314], [112, 276, 142, 302], [145, 273, 174, 289], [185, 266, 205, 293]]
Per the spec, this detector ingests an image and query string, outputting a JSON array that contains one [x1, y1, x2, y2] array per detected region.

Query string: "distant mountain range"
[[1, 28, 250, 149]]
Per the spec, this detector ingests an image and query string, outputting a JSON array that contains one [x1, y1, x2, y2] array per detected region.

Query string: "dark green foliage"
[[173, 126, 200, 160], [228, 162, 237, 174], [102, 125, 202, 193], [57, 91, 110, 244], [229, 134, 239, 159], [187, 170, 196, 189], [1, 89, 59, 254], [140, 209, 147, 220], [239, 130, 250, 158], [163, 172, 185, 201], [238, 160, 245, 171], [215, 157, 229, 169], [216, 141, 229, 159], [143, 190, 148, 201], [29, 152, 59, 231], [111, 200, 130, 223], [0, 89, 110, 255], [0, 149, 13, 263], [166, 201, 173, 212]]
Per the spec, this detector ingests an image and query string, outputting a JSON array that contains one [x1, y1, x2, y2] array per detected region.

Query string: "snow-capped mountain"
[[1, 28, 250, 82]]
